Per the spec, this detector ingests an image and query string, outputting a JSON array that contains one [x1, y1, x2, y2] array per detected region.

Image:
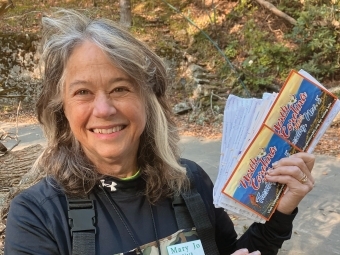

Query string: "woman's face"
[[63, 41, 146, 174]]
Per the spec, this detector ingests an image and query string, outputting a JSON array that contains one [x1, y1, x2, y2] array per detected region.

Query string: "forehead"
[[62, 41, 146, 97], [63, 41, 135, 86], [66, 41, 114, 70]]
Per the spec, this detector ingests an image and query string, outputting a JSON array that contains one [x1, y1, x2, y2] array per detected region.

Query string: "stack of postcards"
[[213, 70, 340, 223]]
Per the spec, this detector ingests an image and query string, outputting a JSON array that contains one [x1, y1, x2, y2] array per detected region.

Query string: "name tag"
[[167, 240, 205, 255]]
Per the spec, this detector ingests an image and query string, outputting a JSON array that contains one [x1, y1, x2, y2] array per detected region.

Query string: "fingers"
[[266, 170, 313, 195], [266, 170, 314, 194], [266, 153, 315, 187], [231, 249, 261, 255], [266, 153, 315, 215], [290, 152, 315, 172], [269, 164, 314, 187]]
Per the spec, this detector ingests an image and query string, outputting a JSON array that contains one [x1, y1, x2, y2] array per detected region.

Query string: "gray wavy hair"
[[35, 9, 188, 202]]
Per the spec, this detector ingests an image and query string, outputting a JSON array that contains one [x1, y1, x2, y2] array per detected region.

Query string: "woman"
[[4, 9, 315, 255]]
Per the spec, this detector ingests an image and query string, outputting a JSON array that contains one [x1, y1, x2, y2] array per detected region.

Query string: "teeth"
[[93, 126, 123, 134]]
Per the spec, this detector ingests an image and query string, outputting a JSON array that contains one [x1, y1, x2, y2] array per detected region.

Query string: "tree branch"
[[254, 0, 297, 26]]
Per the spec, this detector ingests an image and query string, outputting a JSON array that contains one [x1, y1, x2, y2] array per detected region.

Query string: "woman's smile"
[[91, 125, 125, 134]]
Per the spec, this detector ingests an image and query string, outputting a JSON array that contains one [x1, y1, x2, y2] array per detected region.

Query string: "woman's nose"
[[93, 93, 117, 117]]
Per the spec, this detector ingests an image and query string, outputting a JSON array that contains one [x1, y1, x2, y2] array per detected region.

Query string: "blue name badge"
[[167, 240, 205, 255]]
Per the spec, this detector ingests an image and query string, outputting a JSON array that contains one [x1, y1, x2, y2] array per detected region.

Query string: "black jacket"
[[4, 159, 296, 255]]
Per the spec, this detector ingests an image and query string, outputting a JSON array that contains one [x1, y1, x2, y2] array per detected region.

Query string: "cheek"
[[63, 103, 87, 131], [134, 102, 147, 131], [137, 107, 147, 129], [63, 102, 76, 126], [62, 94, 73, 120]]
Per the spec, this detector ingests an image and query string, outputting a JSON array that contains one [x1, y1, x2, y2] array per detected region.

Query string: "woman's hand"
[[231, 249, 260, 255], [265, 152, 315, 215]]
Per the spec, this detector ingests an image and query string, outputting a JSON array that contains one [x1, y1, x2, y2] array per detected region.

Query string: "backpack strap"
[[173, 159, 220, 255], [66, 196, 96, 255]]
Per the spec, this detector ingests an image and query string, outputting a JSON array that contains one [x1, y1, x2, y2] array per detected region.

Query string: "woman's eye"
[[114, 87, 127, 93], [111, 87, 129, 97], [75, 90, 90, 95]]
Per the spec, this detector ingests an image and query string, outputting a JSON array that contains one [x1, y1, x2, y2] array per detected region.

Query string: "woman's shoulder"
[[12, 176, 65, 206], [180, 158, 213, 186], [179, 158, 217, 223], [179, 158, 215, 208]]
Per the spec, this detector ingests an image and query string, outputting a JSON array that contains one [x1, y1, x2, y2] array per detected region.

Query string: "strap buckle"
[[67, 199, 96, 236]]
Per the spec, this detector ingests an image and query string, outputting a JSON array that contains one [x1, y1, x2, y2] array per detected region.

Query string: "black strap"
[[173, 161, 220, 255], [172, 195, 194, 229], [67, 197, 96, 255]]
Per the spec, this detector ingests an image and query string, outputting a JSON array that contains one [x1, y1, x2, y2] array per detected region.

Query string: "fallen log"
[[0, 144, 45, 219], [254, 0, 297, 26]]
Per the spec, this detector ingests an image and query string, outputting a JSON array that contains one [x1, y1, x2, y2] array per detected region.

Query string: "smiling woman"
[[4, 9, 315, 255]]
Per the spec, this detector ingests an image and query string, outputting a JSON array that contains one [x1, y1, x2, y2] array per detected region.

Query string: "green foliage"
[[334, 90, 340, 99], [277, 0, 303, 19], [286, 4, 340, 80], [238, 18, 294, 91], [224, 40, 238, 59], [219, 0, 340, 94], [2, 0, 340, 98], [234, 0, 253, 12]]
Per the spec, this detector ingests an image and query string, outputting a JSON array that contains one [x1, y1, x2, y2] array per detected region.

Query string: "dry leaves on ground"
[[313, 123, 340, 158]]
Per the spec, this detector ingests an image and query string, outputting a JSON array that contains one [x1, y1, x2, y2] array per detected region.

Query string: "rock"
[[172, 102, 192, 115], [0, 32, 41, 106], [185, 63, 206, 77], [184, 53, 197, 64], [194, 78, 210, 84], [0, 142, 6, 153], [193, 84, 203, 98], [173, 77, 187, 90]]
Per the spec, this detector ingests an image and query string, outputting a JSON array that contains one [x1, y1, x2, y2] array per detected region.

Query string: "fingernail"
[[252, 251, 261, 255], [272, 161, 278, 167], [240, 249, 249, 253]]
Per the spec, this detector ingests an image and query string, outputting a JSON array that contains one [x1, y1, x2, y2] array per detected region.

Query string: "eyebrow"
[[68, 77, 134, 89]]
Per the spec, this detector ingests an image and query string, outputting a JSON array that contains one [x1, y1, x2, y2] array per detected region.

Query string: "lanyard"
[[99, 184, 162, 255]]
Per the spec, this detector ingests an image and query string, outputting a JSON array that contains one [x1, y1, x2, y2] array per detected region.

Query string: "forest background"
[[1, 1, 340, 253], [1, 0, 340, 156]]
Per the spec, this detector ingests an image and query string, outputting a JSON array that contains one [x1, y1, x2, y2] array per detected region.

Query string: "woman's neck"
[[94, 158, 139, 178]]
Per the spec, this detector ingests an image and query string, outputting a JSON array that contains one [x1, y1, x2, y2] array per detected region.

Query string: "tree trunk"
[[120, 0, 132, 28]]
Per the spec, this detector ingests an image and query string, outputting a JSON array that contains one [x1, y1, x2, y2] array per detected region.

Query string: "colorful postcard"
[[222, 125, 300, 220], [218, 69, 340, 222], [264, 70, 337, 151]]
